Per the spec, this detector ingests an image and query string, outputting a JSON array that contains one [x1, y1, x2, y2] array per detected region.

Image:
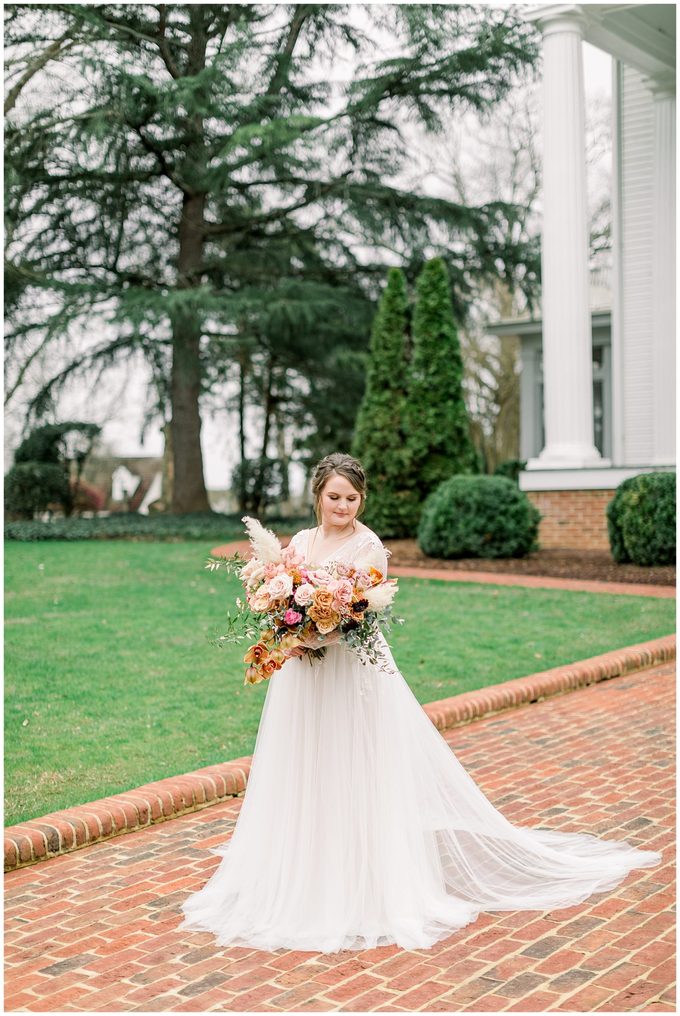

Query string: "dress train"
[[179, 529, 662, 953]]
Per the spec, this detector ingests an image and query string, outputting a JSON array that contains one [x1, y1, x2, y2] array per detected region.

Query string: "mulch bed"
[[384, 539, 675, 587]]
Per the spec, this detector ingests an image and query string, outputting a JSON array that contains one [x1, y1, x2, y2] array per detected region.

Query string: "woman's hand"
[[287, 629, 342, 657]]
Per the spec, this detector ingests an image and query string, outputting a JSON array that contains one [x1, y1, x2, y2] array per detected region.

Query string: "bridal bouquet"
[[207, 516, 401, 685]]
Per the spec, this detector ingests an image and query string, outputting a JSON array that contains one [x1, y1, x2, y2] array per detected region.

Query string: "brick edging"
[[4, 758, 252, 874], [4, 635, 675, 873], [422, 633, 676, 732]]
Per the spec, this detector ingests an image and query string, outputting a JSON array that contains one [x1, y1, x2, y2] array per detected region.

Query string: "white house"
[[490, 4, 675, 550]]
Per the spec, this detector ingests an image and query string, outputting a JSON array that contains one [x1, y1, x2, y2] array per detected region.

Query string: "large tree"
[[5, 4, 539, 511]]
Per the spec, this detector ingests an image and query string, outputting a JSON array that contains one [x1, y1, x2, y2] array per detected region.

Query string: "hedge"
[[4, 512, 310, 543]]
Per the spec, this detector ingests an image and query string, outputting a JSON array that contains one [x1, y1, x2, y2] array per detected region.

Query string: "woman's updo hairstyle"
[[311, 452, 367, 526]]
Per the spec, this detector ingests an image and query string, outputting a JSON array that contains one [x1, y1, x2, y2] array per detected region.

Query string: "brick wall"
[[526, 489, 615, 551]]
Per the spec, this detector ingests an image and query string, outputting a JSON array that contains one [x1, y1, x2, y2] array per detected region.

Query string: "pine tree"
[[403, 257, 478, 524], [5, 5, 538, 511], [351, 268, 419, 537]]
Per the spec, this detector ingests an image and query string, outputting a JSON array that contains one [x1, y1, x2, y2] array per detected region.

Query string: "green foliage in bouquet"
[[418, 474, 540, 559], [351, 268, 421, 539], [606, 472, 676, 566]]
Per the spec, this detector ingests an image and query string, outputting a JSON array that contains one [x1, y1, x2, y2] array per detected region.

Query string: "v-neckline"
[[304, 525, 365, 568]]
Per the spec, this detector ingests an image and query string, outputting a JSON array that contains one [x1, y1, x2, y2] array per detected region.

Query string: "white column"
[[646, 75, 676, 465], [525, 6, 606, 469]]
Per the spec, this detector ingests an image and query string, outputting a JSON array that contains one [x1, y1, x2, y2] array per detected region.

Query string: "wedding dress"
[[179, 525, 662, 953]]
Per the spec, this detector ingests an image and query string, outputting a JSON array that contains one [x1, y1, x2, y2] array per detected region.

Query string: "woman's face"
[[319, 473, 362, 529]]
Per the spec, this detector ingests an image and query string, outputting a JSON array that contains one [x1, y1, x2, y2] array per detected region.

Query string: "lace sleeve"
[[354, 533, 391, 578]]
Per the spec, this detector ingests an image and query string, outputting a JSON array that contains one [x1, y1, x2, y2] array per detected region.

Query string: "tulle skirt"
[[178, 636, 662, 953]]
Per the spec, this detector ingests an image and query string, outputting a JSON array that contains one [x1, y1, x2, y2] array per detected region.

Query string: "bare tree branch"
[[5, 29, 75, 114]]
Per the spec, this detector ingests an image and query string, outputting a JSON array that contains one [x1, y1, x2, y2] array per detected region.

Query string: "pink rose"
[[266, 573, 294, 599], [284, 608, 303, 626], [282, 544, 303, 566], [353, 569, 371, 590], [293, 583, 316, 606], [310, 568, 333, 586], [329, 577, 353, 607], [249, 588, 272, 611]]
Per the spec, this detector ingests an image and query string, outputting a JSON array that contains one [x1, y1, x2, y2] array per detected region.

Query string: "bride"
[[179, 452, 662, 953]]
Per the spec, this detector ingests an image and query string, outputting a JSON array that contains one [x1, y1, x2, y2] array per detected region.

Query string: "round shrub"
[[417, 475, 541, 559], [607, 472, 675, 566], [4, 462, 71, 519], [606, 475, 643, 563]]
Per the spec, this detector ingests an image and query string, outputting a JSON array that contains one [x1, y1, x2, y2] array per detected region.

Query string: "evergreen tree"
[[5, 5, 538, 511], [402, 257, 478, 526], [351, 268, 419, 537]]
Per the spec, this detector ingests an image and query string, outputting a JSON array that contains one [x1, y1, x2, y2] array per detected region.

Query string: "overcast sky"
[[5, 22, 613, 492]]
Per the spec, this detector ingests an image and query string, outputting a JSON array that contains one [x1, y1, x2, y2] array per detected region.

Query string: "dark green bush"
[[606, 475, 642, 563], [606, 472, 675, 566], [4, 462, 72, 519], [418, 474, 541, 559]]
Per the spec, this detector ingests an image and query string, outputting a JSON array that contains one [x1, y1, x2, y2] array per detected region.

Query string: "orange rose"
[[307, 589, 342, 634], [311, 589, 334, 610], [308, 603, 342, 634]]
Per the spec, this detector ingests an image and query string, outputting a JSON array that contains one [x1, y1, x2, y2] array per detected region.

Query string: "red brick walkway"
[[5, 660, 674, 1012]]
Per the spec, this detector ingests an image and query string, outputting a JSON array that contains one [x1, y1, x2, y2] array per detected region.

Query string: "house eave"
[[487, 309, 612, 338]]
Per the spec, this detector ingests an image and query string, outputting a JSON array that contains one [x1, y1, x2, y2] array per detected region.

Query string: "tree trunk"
[[252, 355, 275, 516], [274, 410, 290, 503], [237, 345, 248, 512], [170, 189, 211, 513], [170, 317, 211, 513], [161, 420, 174, 509], [169, 10, 211, 514]]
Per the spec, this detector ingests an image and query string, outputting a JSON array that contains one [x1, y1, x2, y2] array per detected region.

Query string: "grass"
[[5, 541, 675, 826]]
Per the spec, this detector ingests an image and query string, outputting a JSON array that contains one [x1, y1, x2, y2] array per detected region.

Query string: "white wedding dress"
[[179, 525, 662, 953]]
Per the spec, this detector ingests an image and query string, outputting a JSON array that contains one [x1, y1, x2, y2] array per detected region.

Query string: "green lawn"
[[5, 541, 675, 826]]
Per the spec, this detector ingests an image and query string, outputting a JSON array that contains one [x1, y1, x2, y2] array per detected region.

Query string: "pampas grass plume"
[[242, 515, 283, 563]]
